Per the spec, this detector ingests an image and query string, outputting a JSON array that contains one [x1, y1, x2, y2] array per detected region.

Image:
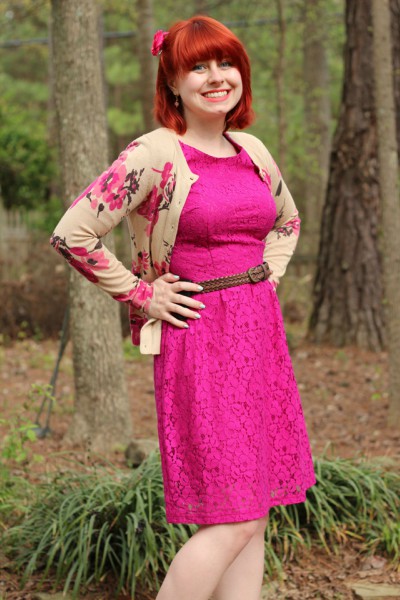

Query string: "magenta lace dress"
[[153, 141, 316, 525]]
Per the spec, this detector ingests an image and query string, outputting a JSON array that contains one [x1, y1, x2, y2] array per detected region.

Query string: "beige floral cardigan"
[[50, 127, 300, 354]]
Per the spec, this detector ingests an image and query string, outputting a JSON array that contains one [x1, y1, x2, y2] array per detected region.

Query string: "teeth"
[[204, 91, 228, 98]]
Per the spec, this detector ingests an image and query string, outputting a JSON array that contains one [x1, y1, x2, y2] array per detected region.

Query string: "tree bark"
[[275, 0, 287, 174], [309, 0, 385, 351], [136, 0, 156, 131], [194, 0, 208, 13], [302, 0, 332, 257], [391, 0, 400, 150], [51, 0, 133, 451], [372, 0, 400, 425]]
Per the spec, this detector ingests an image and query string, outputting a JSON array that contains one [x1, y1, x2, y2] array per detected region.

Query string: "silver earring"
[[174, 95, 179, 108]]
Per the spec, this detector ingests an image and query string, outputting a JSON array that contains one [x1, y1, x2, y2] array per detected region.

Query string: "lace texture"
[[153, 143, 316, 524]]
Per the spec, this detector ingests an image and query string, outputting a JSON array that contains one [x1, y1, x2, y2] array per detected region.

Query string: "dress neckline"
[[178, 133, 243, 160]]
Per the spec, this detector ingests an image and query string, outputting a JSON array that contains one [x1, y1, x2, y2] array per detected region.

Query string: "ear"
[[168, 81, 178, 95]]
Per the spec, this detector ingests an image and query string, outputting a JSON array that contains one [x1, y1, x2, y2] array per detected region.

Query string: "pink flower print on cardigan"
[[132, 259, 141, 276], [275, 214, 301, 239], [69, 145, 144, 217], [131, 251, 152, 277], [91, 167, 127, 211], [129, 309, 148, 345], [153, 162, 176, 205], [50, 237, 109, 284], [153, 162, 171, 187], [137, 163, 176, 237], [137, 186, 163, 236], [113, 279, 153, 313], [259, 168, 272, 193], [153, 260, 169, 276]]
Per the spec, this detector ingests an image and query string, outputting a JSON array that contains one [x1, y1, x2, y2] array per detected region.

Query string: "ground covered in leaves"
[[0, 337, 399, 599]]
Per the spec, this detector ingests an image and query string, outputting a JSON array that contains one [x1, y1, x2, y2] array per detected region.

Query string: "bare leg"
[[212, 516, 268, 600], [156, 520, 260, 600]]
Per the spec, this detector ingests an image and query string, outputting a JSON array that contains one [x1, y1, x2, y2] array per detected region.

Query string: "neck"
[[181, 113, 227, 148]]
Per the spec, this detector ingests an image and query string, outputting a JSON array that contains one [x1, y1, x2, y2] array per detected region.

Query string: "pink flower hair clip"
[[151, 30, 169, 56]]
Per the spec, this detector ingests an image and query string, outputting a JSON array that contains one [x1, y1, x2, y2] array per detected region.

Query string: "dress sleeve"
[[50, 140, 154, 312], [262, 151, 300, 288]]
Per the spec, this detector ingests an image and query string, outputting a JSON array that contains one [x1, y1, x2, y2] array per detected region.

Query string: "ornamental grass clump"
[[2, 452, 400, 598], [3, 451, 195, 597], [263, 456, 400, 575]]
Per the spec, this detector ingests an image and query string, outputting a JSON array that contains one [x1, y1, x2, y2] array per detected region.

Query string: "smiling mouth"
[[202, 90, 230, 98]]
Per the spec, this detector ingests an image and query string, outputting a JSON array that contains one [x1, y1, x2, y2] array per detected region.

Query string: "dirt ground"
[[1, 337, 399, 599]]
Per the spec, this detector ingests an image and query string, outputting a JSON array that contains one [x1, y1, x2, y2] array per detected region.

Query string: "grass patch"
[[1, 453, 399, 598]]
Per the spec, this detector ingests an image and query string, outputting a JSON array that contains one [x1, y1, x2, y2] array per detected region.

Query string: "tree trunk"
[[51, 0, 133, 452], [391, 0, 400, 150], [302, 0, 332, 258], [275, 0, 287, 174], [194, 0, 208, 13], [372, 0, 400, 425], [136, 0, 156, 131], [309, 0, 386, 351]]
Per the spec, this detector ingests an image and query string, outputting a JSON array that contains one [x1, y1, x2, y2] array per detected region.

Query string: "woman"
[[51, 15, 316, 600]]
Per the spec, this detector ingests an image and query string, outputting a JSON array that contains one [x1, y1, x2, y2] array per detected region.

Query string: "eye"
[[192, 63, 207, 72], [220, 59, 233, 68]]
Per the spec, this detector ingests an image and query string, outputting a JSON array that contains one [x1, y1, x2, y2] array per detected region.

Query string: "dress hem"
[[165, 478, 317, 525]]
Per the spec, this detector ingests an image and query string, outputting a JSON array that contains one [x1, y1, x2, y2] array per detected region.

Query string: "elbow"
[[49, 229, 64, 256]]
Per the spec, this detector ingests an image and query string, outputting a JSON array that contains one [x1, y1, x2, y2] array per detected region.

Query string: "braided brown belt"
[[197, 262, 272, 293]]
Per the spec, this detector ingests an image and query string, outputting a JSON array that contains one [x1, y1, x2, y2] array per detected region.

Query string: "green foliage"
[[0, 418, 37, 464], [0, 383, 51, 465], [0, 100, 55, 210], [0, 405, 43, 527], [25, 194, 65, 234], [2, 453, 399, 598], [122, 338, 144, 361], [0, 382, 48, 525], [3, 452, 196, 598], [107, 105, 143, 137], [0, 468, 37, 529], [105, 45, 140, 85]]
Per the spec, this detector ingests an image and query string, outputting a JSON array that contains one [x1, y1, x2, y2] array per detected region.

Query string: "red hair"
[[154, 16, 254, 134]]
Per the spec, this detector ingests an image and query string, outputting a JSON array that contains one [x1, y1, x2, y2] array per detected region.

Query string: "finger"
[[171, 293, 206, 310], [167, 302, 202, 320], [171, 281, 204, 293], [158, 272, 180, 283], [164, 314, 191, 329]]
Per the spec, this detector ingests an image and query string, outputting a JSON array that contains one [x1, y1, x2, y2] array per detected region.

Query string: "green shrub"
[[2, 453, 399, 598]]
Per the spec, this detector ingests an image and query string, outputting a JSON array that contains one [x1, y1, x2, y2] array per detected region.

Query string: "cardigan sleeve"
[[262, 151, 300, 288], [50, 139, 154, 312]]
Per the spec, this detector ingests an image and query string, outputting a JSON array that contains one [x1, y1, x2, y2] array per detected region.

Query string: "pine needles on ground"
[[2, 452, 399, 598]]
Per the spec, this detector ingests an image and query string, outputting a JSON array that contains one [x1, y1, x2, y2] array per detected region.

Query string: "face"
[[171, 58, 243, 125]]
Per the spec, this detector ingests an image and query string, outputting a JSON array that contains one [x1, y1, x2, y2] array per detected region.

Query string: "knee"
[[239, 515, 268, 540], [236, 519, 260, 541], [257, 514, 268, 534], [224, 518, 263, 550], [198, 515, 268, 555]]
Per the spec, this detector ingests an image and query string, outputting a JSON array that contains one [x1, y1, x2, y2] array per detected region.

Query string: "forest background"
[[0, 0, 400, 599], [0, 0, 344, 289]]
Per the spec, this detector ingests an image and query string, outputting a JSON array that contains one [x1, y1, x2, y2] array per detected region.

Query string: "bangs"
[[172, 25, 244, 74]]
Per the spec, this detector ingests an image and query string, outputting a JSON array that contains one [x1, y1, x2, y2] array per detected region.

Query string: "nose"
[[208, 62, 224, 84]]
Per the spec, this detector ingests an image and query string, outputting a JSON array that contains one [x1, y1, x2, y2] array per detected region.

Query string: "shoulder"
[[132, 128, 177, 158], [117, 128, 178, 172], [228, 131, 271, 162]]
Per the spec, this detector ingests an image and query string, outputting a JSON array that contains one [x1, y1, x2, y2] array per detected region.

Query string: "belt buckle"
[[247, 264, 266, 283]]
